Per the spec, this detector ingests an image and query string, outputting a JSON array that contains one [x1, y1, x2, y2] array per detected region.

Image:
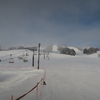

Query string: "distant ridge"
[[45, 45, 83, 55], [45, 45, 80, 52]]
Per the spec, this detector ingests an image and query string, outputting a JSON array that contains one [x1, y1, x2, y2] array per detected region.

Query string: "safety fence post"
[[43, 69, 46, 88], [11, 95, 14, 100], [36, 83, 38, 100], [40, 78, 43, 96], [11, 68, 46, 100]]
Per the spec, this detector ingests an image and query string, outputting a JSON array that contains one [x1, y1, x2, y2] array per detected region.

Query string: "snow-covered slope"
[[67, 46, 80, 51], [46, 45, 83, 55], [52, 45, 58, 51], [45, 45, 60, 53], [68, 46, 83, 55], [0, 48, 100, 100]]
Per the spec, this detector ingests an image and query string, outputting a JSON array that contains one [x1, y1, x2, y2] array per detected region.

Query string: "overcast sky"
[[0, 0, 100, 48]]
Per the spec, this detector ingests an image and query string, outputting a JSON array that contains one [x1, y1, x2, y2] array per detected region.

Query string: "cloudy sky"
[[0, 0, 100, 48]]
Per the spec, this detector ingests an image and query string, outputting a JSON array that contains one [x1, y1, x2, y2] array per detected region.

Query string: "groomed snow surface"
[[0, 48, 100, 100]]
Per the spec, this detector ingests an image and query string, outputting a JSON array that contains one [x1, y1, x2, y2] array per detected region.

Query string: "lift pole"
[[37, 43, 41, 69], [43, 51, 45, 59], [32, 49, 34, 67]]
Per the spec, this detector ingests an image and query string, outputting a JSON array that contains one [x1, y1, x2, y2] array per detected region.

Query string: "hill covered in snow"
[[45, 45, 83, 55], [45, 45, 100, 56], [0, 46, 100, 100]]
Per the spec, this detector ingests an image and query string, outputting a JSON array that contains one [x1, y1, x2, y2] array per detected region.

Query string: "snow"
[[68, 46, 79, 51], [68, 46, 83, 55], [51, 45, 60, 54], [52, 45, 58, 51], [0, 48, 100, 100]]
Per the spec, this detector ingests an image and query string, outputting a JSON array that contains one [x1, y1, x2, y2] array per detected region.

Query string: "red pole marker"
[[40, 78, 43, 96], [11, 95, 14, 100], [36, 83, 38, 100]]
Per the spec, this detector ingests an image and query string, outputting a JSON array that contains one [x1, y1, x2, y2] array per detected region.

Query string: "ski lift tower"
[[32, 49, 34, 66]]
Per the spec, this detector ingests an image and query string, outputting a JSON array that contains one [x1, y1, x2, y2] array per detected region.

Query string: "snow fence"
[[11, 68, 46, 100]]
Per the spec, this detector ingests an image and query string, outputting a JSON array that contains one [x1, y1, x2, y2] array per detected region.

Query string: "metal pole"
[[32, 49, 34, 67], [44, 51, 45, 59], [37, 43, 41, 69]]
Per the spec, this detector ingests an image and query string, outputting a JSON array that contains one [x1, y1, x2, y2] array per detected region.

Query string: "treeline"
[[58, 47, 76, 56], [7, 45, 37, 51], [83, 47, 99, 54], [58, 46, 100, 56]]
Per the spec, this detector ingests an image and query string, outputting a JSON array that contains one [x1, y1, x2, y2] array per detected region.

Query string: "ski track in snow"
[[0, 68, 39, 90], [41, 53, 100, 100]]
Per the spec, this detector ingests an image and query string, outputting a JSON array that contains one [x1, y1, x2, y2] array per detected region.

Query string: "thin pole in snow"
[[37, 43, 41, 69], [43, 51, 45, 59], [36, 83, 38, 100], [32, 49, 34, 67], [11, 95, 14, 100]]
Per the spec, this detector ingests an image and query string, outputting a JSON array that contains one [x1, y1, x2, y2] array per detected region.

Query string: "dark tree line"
[[58, 47, 76, 56], [83, 47, 99, 54]]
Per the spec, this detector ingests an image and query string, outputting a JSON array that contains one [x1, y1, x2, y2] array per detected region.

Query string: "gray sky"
[[0, 0, 100, 48]]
